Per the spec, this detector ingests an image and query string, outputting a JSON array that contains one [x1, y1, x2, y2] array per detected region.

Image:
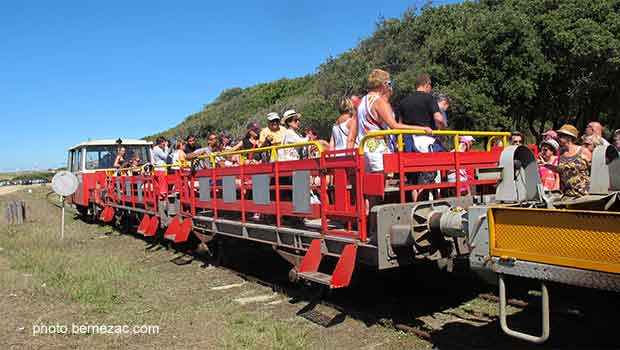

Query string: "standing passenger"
[[152, 137, 171, 165], [543, 124, 592, 198], [330, 97, 358, 151], [113, 147, 127, 168], [356, 69, 432, 172], [585, 121, 610, 146]]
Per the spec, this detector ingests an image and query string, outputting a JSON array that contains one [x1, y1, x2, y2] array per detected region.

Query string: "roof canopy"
[[69, 139, 152, 150]]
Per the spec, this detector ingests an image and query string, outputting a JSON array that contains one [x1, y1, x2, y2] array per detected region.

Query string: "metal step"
[[298, 271, 332, 286]]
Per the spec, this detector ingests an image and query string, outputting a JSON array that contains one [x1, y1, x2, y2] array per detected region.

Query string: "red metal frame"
[[92, 146, 505, 244]]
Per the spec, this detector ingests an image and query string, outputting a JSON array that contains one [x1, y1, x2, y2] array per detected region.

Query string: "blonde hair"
[[367, 69, 390, 90], [339, 97, 355, 114], [584, 134, 604, 147]]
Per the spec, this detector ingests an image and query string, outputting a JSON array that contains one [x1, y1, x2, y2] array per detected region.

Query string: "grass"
[[219, 312, 310, 350]]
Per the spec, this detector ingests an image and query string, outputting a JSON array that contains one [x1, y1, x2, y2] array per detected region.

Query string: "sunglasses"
[[293, 118, 300, 122]]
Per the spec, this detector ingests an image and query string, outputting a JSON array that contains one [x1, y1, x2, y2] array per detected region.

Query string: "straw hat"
[[557, 124, 579, 139]]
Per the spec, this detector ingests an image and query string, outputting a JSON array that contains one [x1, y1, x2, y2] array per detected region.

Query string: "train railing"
[[92, 130, 509, 243]]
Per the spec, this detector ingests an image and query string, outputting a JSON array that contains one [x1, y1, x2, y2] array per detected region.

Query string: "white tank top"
[[331, 119, 350, 151], [355, 94, 388, 148]]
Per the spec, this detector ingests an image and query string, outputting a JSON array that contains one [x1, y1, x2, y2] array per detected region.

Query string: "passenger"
[[241, 121, 263, 163], [128, 155, 142, 175], [545, 124, 592, 198], [259, 112, 284, 147], [220, 132, 233, 151], [171, 139, 186, 165], [279, 109, 309, 161], [184, 134, 202, 160], [435, 93, 450, 128], [614, 129, 620, 151], [356, 69, 432, 173], [510, 131, 525, 146], [447, 136, 475, 195], [304, 128, 328, 158], [537, 139, 560, 191], [330, 97, 359, 151], [397, 73, 443, 200], [585, 121, 610, 146], [152, 137, 171, 166], [113, 147, 127, 168], [581, 134, 604, 153], [398, 74, 446, 150]]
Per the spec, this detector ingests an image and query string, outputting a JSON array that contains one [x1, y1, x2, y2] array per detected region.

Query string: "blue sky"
[[0, 1, 454, 171]]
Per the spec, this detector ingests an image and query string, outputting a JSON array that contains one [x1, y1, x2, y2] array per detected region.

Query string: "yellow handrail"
[[193, 140, 324, 167], [357, 129, 511, 155]]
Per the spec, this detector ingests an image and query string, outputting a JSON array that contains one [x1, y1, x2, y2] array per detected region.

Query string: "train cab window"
[[85, 146, 150, 170], [67, 151, 74, 171], [71, 149, 82, 172]]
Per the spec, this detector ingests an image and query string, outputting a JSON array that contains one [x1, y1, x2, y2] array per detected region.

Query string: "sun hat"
[[541, 139, 559, 151], [557, 124, 579, 139], [282, 109, 301, 125], [267, 112, 280, 122]]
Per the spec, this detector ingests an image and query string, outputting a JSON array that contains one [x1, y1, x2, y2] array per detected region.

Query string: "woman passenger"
[[279, 109, 308, 161], [113, 147, 126, 168], [172, 139, 186, 165], [330, 97, 359, 151], [537, 139, 560, 191], [543, 124, 591, 198]]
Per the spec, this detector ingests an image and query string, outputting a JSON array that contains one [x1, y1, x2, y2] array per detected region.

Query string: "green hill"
[[150, 0, 620, 143]]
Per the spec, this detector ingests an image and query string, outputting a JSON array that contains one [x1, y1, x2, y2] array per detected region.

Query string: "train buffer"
[[297, 239, 357, 289]]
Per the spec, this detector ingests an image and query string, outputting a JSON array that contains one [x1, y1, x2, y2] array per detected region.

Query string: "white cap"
[[267, 112, 280, 121]]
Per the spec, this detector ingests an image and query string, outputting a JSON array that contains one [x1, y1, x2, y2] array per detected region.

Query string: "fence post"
[[4, 200, 26, 225]]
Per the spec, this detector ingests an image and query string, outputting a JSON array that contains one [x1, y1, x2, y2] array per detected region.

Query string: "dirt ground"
[[1, 187, 618, 349]]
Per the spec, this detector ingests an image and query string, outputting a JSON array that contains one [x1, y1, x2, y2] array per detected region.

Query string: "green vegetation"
[[150, 0, 620, 143]]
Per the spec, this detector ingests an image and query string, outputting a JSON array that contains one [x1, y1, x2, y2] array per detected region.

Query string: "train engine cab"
[[67, 139, 152, 215]]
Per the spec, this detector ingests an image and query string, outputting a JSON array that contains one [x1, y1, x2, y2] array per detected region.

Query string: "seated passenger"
[[447, 136, 474, 195], [241, 121, 263, 163], [113, 147, 127, 168], [614, 129, 620, 151], [128, 156, 142, 175], [543, 124, 591, 198], [537, 139, 560, 191]]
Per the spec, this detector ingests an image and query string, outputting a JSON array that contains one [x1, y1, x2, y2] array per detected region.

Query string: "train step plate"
[[298, 271, 332, 286]]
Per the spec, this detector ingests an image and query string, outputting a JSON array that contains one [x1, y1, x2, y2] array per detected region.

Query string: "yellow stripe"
[[489, 207, 620, 274]]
